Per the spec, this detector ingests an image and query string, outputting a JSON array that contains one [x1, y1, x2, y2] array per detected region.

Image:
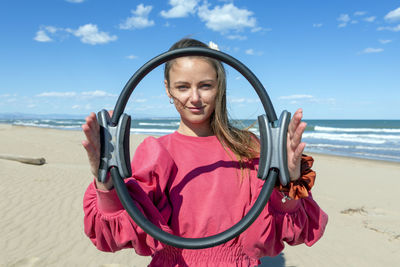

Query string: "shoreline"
[[1, 123, 399, 266], [2, 122, 399, 165], [306, 150, 400, 166]]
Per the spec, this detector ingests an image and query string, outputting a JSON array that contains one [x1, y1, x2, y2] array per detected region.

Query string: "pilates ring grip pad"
[[96, 47, 291, 249]]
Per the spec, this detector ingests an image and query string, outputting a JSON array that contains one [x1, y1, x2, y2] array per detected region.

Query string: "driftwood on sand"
[[0, 154, 46, 165]]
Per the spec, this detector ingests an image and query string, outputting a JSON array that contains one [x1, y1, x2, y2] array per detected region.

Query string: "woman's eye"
[[176, 85, 188, 90], [200, 84, 212, 89]]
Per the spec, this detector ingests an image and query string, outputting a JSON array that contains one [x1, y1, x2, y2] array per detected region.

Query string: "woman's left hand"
[[286, 108, 307, 181]]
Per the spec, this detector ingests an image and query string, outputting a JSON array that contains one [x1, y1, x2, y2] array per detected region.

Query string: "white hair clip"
[[208, 41, 220, 51]]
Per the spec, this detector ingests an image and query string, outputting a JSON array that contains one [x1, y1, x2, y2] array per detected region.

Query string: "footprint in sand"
[[341, 206, 400, 241], [340, 207, 368, 215]]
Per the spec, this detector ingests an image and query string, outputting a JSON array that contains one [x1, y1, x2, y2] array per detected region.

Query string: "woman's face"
[[165, 57, 218, 131]]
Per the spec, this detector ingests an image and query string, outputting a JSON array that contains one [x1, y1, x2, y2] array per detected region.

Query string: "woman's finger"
[[82, 139, 97, 159], [84, 115, 100, 149], [86, 113, 100, 135], [82, 124, 100, 152], [288, 108, 303, 138], [293, 142, 306, 163], [290, 121, 307, 151], [82, 139, 99, 177]]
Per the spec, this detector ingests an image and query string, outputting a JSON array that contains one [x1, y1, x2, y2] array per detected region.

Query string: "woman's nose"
[[190, 88, 200, 103]]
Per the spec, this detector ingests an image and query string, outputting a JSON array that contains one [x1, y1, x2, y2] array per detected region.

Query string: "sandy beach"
[[1, 123, 399, 267]]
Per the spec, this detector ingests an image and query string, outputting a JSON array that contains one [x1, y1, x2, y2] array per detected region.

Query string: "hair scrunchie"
[[275, 154, 316, 200]]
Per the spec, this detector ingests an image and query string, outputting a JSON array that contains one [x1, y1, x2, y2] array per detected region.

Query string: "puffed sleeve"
[[242, 155, 328, 258], [83, 137, 175, 255]]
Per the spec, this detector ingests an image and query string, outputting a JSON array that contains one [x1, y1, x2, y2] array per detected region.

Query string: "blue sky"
[[0, 0, 399, 119]]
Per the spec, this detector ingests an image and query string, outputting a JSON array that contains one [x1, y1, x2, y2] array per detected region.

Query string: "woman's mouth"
[[187, 106, 205, 113]]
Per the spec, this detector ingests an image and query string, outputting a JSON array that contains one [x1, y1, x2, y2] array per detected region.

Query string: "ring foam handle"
[[116, 114, 132, 178], [257, 115, 272, 180], [98, 110, 112, 183], [97, 109, 132, 183], [257, 110, 291, 186], [276, 111, 291, 186]]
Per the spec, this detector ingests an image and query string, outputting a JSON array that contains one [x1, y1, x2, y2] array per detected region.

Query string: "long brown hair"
[[164, 38, 259, 161]]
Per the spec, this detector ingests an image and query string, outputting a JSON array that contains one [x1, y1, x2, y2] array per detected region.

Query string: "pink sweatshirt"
[[83, 131, 328, 266]]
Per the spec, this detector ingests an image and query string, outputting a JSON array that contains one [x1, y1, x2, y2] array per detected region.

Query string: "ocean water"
[[2, 117, 400, 163], [302, 120, 400, 163]]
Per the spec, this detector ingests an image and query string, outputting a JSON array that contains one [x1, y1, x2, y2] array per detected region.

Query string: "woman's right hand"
[[82, 111, 114, 190]]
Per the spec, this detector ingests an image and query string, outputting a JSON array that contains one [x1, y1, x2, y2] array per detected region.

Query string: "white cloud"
[[66, 0, 85, 3], [34, 26, 63, 42], [245, 48, 262, 56], [34, 30, 52, 42], [126, 54, 138, 60], [197, 3, 257, 33], [35, 24, 116, 45], [279, 95, 335, 105], [359, 47, 384, 54], [354, 11, 367, 16], [133, 98, 147, 103], [245, 49, 254, 55], [160, 0, 199, 18], [81, 90, 117, 98], [67, 24, 117, 45], [245, 98, 260, 103], [251, 27, 264, 33], [228, 97, 260, 104], [36, 90, 116, 98], [377, 24, 400, 32], [227, 34, 247, 40], [279, 95, 314, 100], [120, 4, 155, 30], [313, 23, 323, 28], [229, 97, 245, 103], [37, 92, 77, 97], [132, 105, 158, 111], [337, 14, 350, 28], [0, 94, 12, 97], [379, 39, 392, 44], [364, 16, 376, 22], [384, 7, 400, 22], [71, 103, 96, 111], [45, 26, 59, 34]]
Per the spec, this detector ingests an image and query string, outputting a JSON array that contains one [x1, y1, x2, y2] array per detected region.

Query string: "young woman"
[[82, 38, 328, 266]]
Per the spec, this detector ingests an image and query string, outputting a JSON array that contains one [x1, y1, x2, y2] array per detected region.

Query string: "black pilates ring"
[[97, 47, 291, 249]]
